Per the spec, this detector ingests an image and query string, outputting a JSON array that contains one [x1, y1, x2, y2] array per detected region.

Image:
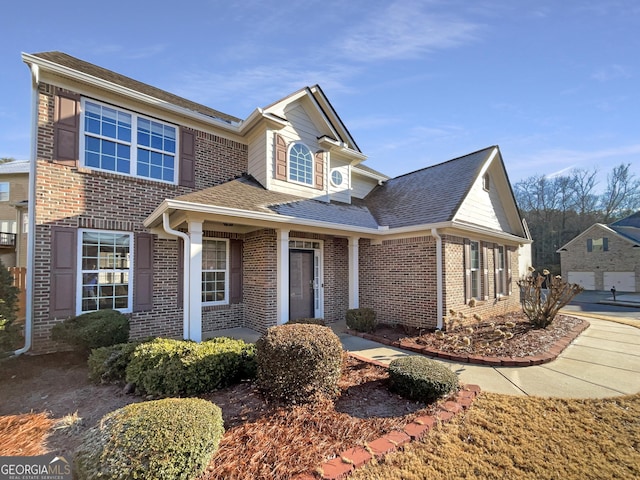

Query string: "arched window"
[[288, 142, 313, 185]]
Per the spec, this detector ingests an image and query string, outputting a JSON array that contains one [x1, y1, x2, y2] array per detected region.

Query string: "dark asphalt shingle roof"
[[30, 52, 240, 124], [363, 147, 496, 228], [174, 176, 380, 229], [610, 211, 640, 243]]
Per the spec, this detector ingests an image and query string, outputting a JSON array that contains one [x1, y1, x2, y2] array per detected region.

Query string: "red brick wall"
[[32, 83, 249, 352]]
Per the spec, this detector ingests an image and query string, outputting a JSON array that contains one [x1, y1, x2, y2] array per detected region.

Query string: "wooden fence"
[[8, 266, 26, 322]]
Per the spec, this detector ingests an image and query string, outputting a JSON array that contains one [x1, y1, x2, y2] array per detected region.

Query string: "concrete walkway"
[[208, 308, 640, 399]]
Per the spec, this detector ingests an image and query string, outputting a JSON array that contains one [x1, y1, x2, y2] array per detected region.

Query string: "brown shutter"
[[463, 238, 471, 303], [482, 243, 489, 300], [229, 239, 243, 304], [134, 233, 154, 312], [50, 227, 77, 318], [314, 151, 324, 190], [275, 133, 287, 180], [177, 238, 184, 308], [53, 90, 80, 166], [179, 128, 196, 188]]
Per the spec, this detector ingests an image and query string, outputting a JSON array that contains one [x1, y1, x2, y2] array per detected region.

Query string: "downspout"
[[431, 228, 444, 330], [162, 212, 191, 340], [13, 64, 39, 356]]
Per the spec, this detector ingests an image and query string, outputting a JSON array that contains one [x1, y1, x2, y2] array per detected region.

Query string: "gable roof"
[[27, 51, 240, 125], [610, 211, 640, 244], [363, 147, 498, 228]]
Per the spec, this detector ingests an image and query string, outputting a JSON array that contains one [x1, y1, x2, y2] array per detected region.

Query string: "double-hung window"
[[82, 99, 177, 183], [202, 239, 228, 304], [288, 142, 313, 185], [79, 230, 132, 313], [0, 182, 9, 202], [496, 245, 506, 296], [470, 240, 481, 299]]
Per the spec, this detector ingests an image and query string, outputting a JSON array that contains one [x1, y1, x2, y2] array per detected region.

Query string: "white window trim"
[[330, 169, 344, 188], [76, 229, 133, 315], [79, 97, 179, 185], [287, 142, 314, 186], [202, 238, 230, 306]]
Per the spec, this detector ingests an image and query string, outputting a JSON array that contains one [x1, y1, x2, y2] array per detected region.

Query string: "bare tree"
[[600, 163, 640, 222]]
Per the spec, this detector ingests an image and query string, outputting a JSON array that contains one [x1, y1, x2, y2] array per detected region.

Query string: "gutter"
[[162, 212, 191, 340], [431, 228, 444, 330], [13, 64, 39, 356]]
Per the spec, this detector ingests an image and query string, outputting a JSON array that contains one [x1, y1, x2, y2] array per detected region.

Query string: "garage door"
[[568, 272, 595, 290], [604, 272, 636, 292]]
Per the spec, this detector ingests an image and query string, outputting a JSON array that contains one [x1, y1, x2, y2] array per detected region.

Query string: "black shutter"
[[50, 227, 77, 318], [134, 233, 154, 312]]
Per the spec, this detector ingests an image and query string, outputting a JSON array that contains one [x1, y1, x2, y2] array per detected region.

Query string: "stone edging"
[[293, 377, 482, 480], [346, 319, 590, 367]]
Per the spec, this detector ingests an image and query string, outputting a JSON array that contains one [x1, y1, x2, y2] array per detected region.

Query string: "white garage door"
[[604, 272, 636, 292], [568, 272, 595, 290]]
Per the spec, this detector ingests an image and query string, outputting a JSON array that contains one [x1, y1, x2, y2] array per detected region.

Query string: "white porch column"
[[348, 236, 360, 309], [188, 220, 203, 341], [276, 229, 290, 324]]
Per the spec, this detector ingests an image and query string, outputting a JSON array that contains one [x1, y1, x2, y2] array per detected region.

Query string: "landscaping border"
[[346, 319, 590, 367]]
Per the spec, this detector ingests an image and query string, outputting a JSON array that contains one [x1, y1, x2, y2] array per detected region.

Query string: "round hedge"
[[74, 398, 224, 480], [51, 309, 130, 352], [388, 355, 459, 402], [256, 324, 343, 404]]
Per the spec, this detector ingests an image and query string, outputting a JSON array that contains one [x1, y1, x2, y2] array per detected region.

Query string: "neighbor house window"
[[0, 182, 9, 201], [202, 239, 228, 304], [79, 230, 132, 313], [81, 99, 177, 183], [470, 240, 481, 299], [288, 142, 313, 185], [587, 237, 608, 252]]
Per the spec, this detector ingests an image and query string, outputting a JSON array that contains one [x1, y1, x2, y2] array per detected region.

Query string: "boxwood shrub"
[[345, 307, 377, 333], [51, 309, 129, 352], [125, 337, 256, 396], [256, 323, 342, 404], [388, 355, 459, 402], [74, 398, 224, 480], [88, 340, 145, 384], [287, 317, 326, 326]]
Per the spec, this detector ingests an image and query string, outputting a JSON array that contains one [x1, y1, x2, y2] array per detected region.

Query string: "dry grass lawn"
[[352, 392, 640, 480]]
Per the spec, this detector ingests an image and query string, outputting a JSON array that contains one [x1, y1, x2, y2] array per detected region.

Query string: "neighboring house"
[[0, 160, 29, 268], [558, 211, 640, 292], [21, 51, 531, 353]]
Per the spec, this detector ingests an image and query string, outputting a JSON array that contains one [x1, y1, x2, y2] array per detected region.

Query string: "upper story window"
[[288, 142, 313, 185], [483, 173, 490, 191], [330, 169, 344, 187], [82, 99, 177, 183], [587, 237, 608, 252], [0, 182, 9, 201]]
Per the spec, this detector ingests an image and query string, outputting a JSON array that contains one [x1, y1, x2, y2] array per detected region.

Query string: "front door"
[[289, 249, 315, 320]]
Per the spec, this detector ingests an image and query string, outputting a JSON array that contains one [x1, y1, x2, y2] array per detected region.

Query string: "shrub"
[[125, 337, 255, 396], [256, 324, 342, 404], [0, 261, 21, 355], [50, 310, 129, 352], [287, 317, 326, 326], [388, 356, 459, 402], [74, 398, 224, 480], [345, 307, 377, 333], [88, 340, 145, 384]]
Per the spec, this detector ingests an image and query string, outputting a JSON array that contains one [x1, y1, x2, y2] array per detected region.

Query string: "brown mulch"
[[370, 312, 585, 358]]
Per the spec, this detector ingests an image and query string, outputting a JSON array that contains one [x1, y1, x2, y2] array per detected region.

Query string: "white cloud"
[[592, 64, 631, 82]]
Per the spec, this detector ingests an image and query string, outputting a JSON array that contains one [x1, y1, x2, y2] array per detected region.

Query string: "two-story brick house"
[[20, 51, 531, 353]]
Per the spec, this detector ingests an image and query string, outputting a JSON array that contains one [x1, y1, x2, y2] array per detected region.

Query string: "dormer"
[[243, 86, 367, 204]]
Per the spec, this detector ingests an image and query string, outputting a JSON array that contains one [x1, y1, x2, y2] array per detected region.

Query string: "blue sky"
[[1, 0, 638, 190]]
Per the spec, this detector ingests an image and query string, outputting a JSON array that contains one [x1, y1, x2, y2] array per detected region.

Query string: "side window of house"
[[587, 237, 608, 252], [470, 240, 481, 299], [202, 239, 229, 304], [79, 230, 132, 313], [0, 182, 9, 201], [81, 99, 177, 183], [288, 142, 313, 185], [496, 245, 506, 296]]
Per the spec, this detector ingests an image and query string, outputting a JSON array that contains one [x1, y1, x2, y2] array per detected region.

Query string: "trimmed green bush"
[[345, 307, 377, 333], [125, 337, 256, 396], [88, 340, 145, 384], [388, 355, 459, 402], [0, 260, 21, 355], [287, 317, 326, 326], [256, 324, 342, 404], [51, 309, 129, 352], [74, 398, 224, 480]]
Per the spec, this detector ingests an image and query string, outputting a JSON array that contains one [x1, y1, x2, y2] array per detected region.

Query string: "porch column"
[[348, 236, 359, 309], [277, 229, 290, 325], [188, 220, 203, 341]]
